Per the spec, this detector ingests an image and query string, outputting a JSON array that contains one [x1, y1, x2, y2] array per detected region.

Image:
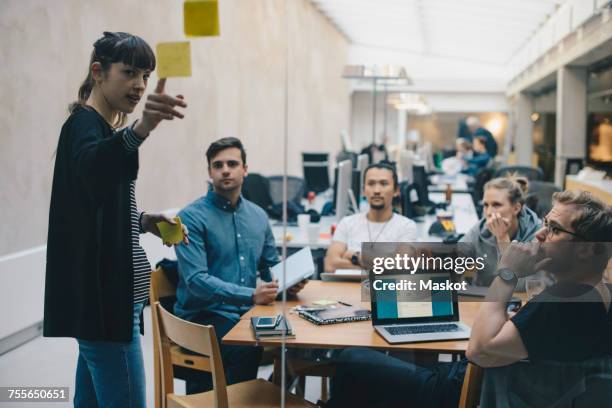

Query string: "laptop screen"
[[370, 272, 459, 325]]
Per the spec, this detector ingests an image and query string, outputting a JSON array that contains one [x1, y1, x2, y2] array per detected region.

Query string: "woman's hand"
[[141, 212, 189, 246], [486, 212, 511, 242], [133, 78, 187, 138]]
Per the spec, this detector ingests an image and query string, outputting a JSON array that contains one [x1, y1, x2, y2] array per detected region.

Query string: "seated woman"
[[462, 135, 491, 176], [460, 174, 541, 287]]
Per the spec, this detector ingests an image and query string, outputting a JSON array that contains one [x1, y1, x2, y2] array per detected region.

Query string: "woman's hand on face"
[[133, 78, 187, 138], [486, 212, 511, 242], [141, 212, 190, 246]]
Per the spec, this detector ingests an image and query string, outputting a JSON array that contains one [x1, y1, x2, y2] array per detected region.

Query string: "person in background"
[[324, 162, 417, 272], [460, 175, 541, 287], [174, 137, 306, 393], [462, 135, 491, 176], [44, 32, 188, 408], [456, 138, 473, 172], [466, 115, 498, 157]]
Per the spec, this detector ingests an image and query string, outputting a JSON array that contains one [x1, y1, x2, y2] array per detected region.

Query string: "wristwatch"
[[498, 268, 518, 284], [351, 252, 361, 266]]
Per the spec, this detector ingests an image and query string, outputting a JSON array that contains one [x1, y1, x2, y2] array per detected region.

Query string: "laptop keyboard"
[[385, 323, 459, 336]]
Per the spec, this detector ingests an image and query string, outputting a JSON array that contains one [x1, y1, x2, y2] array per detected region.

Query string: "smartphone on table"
[[256, 315, 281, 329]]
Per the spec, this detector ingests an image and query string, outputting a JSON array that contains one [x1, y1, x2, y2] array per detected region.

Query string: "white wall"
[[0, 0, 349, 339]]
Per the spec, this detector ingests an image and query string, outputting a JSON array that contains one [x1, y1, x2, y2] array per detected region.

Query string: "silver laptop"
[[370, 272, 471, 344], [271, 247, 315, 293]]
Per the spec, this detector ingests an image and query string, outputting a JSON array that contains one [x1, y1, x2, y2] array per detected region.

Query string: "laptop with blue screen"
[[370, 271, 471, 344]]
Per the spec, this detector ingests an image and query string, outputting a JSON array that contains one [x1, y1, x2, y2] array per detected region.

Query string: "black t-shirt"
[[511, 283, 612, 363]]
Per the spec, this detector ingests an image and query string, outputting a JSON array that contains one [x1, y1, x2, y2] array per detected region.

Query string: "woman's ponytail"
[[69, 59, 95, 114]]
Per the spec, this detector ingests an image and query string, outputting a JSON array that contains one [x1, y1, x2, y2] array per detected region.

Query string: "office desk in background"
[[223, 280, 478, 354], [429, 173, 474, 194]]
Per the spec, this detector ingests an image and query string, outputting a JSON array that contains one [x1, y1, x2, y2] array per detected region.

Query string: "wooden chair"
[[458, 362, 484, 408], [152, 266, 334, 402], [154, 301, 316, 408], [151, 267, 212, 408]]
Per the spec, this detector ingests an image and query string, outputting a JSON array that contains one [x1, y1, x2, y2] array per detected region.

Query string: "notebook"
[[270, 247, 315, 293], [298, 304, 371, 325], [250, 316, 295, 340]]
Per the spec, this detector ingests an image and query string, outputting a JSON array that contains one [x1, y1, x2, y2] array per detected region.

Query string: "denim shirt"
[[174, 191, 278, 322]]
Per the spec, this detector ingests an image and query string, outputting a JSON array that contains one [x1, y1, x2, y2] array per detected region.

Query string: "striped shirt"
[[123, 124, 151, 304]]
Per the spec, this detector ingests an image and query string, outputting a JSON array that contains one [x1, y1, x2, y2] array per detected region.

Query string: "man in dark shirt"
[[467, 189, 611, 406], [325, 190, 610, 408], [468, 189, 611, 366]]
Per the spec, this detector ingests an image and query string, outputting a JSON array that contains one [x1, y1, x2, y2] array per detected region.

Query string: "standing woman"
[[44, 32, 188, 407]]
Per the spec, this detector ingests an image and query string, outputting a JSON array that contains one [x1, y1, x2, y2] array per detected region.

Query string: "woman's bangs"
[[113, 36, 156, 72]]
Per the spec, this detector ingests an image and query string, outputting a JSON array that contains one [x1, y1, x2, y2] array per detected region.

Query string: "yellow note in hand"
[[184, 0, 220, 37], [156, 216, 184, 245], [156, 42, 192, 78]]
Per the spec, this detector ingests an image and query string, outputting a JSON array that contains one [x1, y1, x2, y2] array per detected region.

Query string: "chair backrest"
[[154, 302, 229, 408], [151, 268, 178, 408], [267, 175, 305, 205], [302, 152, 331, 193], [494, 165, 543, 181], [151, 267, 177, 303], [241, 173, 273, 210], [525, 181, 562, 218], [400, 181, 417, 220], [458, 362, 484, 408], [472, 167, 495, 203]]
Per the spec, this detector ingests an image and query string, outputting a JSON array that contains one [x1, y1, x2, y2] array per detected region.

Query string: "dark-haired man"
[[324, 162, 417, 272], [174, 137, 306, 392]]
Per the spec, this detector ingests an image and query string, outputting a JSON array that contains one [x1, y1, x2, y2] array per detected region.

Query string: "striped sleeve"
[[122, 122, 145, 152]]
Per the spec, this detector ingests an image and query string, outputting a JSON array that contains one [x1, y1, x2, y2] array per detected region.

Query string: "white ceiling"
[[311, 0, 566, 66]]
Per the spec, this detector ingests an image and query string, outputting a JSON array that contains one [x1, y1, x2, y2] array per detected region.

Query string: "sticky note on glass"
[[156, 217, 184, 245], [184, 0, 220, 37], [155, 42, 191, 78]]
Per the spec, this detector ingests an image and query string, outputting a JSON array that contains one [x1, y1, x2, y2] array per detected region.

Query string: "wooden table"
[[223, 280, 481, 353]]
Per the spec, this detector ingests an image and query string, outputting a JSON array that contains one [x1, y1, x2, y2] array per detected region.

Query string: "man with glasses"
[[466, 189, 612, 405], [325, 190, 611, 407]]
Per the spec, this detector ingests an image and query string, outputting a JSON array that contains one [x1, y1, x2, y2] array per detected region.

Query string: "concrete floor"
[[0, 305, 323, 407]]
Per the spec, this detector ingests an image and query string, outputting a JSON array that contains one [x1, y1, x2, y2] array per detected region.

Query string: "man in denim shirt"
[[175, 137, 306, 393]]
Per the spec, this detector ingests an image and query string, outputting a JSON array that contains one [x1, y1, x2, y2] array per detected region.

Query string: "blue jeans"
[[74, 302, 146, 408]]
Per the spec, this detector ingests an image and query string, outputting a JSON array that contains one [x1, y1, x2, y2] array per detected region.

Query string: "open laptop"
[[370, 271, 471, 343], [271, 247, 315, 293]]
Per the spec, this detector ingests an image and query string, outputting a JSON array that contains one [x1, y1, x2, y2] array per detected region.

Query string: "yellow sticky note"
[[184, 0, 220, 37], [156, 217, 184, 245], [156, 42, 192, 78]]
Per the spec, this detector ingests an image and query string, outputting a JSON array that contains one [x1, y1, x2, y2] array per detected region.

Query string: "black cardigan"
[[44, 107, 140, 342]]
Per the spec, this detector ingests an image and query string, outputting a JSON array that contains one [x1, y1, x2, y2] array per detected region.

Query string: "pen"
[[338, 301, 352, 306], [274, 314, 282, 327]]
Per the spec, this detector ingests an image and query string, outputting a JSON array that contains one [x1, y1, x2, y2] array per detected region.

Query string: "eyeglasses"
[[542, 217, 588, 241]]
